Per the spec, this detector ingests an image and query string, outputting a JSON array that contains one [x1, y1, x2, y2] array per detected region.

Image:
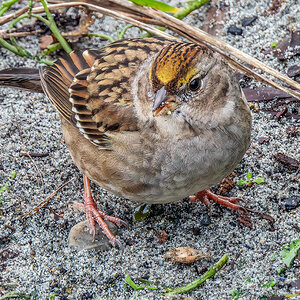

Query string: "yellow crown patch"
[[150, 43, 201, 89]]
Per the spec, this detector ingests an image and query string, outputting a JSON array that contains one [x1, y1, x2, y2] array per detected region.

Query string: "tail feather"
[[0, 68, 43, 93]]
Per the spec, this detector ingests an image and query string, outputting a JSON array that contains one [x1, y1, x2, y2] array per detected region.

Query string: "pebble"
[[241, 16, 257, 27], [227, 25, 243, 36], [287, 65, 300, 78], [283, 195, 300, 211], [200, 214, 212, 226]]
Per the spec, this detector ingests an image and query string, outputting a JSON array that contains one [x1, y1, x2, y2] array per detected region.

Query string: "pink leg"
[[72, 175, 128, 248], [190, 189, 274, 228]]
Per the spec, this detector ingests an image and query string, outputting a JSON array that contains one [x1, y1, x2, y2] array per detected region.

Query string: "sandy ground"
[[0, 0, 299, 299]]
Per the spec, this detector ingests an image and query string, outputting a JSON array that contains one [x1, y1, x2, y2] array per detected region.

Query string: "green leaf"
[[243, 277, 251, 284], [0, 185, 9, 193], [277, 267, 284, 274], [236, 180, 246, 185], [125, 272, 158, 291], [246, 172, 252, 181], [231, 289, 243, 299], [49, 293, 59, 300], [125, 272, 145, 291], [0, 292, 31, 300], [262, 280, 276, 288], [133, 203, 152, 221], [10, 171, 17, 180], [129, 0, 179, 13], [164, 254, 228, 295], [280, 237, 300, 268], [254, 177, 264, 184], [270, 42, 278, 48]]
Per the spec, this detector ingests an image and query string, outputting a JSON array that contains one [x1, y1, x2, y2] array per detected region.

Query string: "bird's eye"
[[189, 78, 202, 92]]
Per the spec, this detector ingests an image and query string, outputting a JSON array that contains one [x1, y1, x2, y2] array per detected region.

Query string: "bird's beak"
[[153, 86, 167, 111], [152, 86, 180, 117]]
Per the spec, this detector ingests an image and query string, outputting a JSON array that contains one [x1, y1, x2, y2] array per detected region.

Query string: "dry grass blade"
[[0, 29, 43, 39], [0, 2, 176, 38], [143, 9, 300, 97], [21, 177, 74, 220], [0, 0, 299, 99], [105, 0, 300, 96], [10, 104, 45, 194]]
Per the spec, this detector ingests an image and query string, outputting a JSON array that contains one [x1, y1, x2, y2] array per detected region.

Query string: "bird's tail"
[[0, 68, 43, 93]]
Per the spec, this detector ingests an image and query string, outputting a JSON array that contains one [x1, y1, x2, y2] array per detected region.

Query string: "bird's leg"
[[190, 189, 274, 228], [72, 175, 128, 248]]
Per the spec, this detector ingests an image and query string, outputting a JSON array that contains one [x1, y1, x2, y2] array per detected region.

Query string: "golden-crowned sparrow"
[[0, 37, 254, 247]]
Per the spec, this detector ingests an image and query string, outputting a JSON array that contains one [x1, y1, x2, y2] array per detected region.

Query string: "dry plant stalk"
[[0, 29, 43, 38], [21, 177, 74, 220], [0, 0, 299, 99]]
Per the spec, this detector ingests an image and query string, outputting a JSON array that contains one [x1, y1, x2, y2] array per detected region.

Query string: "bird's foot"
[[190, 189, 274, 229], [72, 175, 128, 250]]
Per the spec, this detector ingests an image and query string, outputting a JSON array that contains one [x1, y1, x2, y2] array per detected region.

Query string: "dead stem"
[[21, 177, 74, 220], [0, 0, 299, 99], [10, 103, 45, 193], [0, 29, 43, 38]]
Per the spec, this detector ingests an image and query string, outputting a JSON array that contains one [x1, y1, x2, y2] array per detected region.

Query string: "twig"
[[20, 152, 49, 157], [21, 177, 74, 220], [0, 29, 43, 38], [0, 0, 299, 99], [0, 6, 28, 24], [0, 0, 71, 62], [143, 0, 210, 37], [51, 2, 300, 98], [10, 104, 45, 193], [39, 0, 72, 53], [4, 224, 16, 230], [112, 0, 300, 96]]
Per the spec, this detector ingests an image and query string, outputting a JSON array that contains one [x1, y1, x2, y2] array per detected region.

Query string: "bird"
[[0, 36, 254, 248]]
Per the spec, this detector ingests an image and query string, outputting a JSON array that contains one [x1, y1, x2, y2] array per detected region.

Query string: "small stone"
[[287, 65, 300, 78], [283, 195, 300, 211], [241, 16, 257, 27], [68, 220, 117, 251], [193, 227, 201, 236], [200, 214, 211, 226], [257, 136, 270, 144], [227, 25, 243, 36], [156, 230, 168, 244]]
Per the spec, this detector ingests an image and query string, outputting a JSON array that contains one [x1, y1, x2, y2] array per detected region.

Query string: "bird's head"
[[148, 42, 246, 131]]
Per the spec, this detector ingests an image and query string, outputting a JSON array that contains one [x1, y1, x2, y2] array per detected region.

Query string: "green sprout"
[[262, 280, 276, 289], [125, 254, 229, 295], [280, 236, 300, 268], [0, 291, 31, 299], [270, 42, 278, 48], [231, 289, 243, 300], [0, 171, 17, 206], [0, 0, 71, 65], [236, 171, 264, 186]]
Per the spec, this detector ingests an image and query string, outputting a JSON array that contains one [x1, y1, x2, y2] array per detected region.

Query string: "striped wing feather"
[[40, 37, 172, 147]]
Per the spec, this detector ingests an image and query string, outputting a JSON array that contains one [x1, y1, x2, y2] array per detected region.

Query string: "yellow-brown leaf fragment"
[[164, 247, 210, 264]]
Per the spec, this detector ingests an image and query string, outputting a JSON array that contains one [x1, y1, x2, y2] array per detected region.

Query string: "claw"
[[119, 220, 129, 229], [72, 175, 128, 250], [111, 237, 124, 255], [226, 197, 245, 204], [191, 189, 274, 229]]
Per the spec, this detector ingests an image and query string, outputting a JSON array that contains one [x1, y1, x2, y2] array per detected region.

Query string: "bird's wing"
[[40, 37, 171, 148]]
